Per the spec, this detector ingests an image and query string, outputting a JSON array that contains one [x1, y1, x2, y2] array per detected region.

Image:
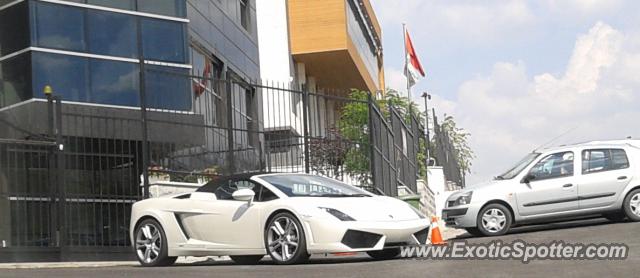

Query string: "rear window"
[[582, 149, 629, 174]]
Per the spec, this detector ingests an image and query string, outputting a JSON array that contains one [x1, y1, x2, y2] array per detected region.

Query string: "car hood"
[[448, 180, 507, 200], [286, 196, 421, 222]]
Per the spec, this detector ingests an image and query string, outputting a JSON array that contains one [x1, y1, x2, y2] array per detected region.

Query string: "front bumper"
[[302, 218, 430, 254], [442, 204, 479, 228]]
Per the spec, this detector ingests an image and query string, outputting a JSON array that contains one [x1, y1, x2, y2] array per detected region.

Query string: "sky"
[[370, 0, 640, 184]]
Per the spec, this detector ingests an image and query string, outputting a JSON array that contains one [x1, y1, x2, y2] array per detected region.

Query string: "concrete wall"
[[425, 166, 457, 218]]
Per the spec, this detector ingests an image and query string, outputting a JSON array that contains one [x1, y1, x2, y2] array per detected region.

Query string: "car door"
[[577, 148, 633, 209], [180, 180, 265, 250], [516, 151, 579, 216]]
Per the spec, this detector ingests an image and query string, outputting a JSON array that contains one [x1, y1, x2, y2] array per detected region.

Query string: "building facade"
[[256, 0, 385, 174], [0, 0, 260, 262]]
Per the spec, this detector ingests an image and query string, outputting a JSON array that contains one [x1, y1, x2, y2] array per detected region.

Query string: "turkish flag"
[[404, 28, 425, 87]]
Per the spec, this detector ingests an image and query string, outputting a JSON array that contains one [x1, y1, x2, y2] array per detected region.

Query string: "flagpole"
[[403, 23, 411, 101]]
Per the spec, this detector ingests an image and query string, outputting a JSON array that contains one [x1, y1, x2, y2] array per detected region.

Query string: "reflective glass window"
[[0, 1, 29, 56], [87, 0, 134, 10], [90, 59, 139, 106], [34, 2, 86, 51], [141, 19, 187, 63], [87, 10, 137, 58], [0, 53, 32, 108], [32, 52, 89, 103], [137, 0, 185, 17], [145, 66, 191, 111]]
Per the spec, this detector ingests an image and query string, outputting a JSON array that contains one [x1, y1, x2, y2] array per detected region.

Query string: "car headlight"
[[318, 207, 355, 221], [409, 205, 426, 219], [453, 191, 473, 206]]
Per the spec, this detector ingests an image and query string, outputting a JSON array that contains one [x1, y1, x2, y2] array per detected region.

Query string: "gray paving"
[[3, 218, 638, 278]]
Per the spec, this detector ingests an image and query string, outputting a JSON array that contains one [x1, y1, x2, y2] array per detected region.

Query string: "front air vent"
[[413, 227, 429, 244], [341, 230, 383, 249]]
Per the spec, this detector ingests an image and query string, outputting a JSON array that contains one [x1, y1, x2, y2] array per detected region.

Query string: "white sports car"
[[130, 173, 430, 266]]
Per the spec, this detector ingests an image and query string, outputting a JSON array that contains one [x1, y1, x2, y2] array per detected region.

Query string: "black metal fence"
[[432, 111, 464, 188], [0, 66, 424, 261]]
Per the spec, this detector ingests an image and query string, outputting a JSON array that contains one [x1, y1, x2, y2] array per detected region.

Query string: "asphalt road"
[[4, 218, 639, 278]]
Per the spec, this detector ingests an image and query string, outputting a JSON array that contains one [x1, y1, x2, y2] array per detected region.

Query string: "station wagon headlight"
[[453, 191, 473, 206], [318, 207, 355, 221]]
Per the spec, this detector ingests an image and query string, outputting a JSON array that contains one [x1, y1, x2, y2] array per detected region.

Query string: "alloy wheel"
[[136, 223, 162, 264], [267, 216, 300, 262], [631, 193, 640, 217], [481, 208, 507, 233]]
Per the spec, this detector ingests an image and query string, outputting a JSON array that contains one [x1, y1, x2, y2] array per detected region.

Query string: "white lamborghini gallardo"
[[130, 173, 430, 266]]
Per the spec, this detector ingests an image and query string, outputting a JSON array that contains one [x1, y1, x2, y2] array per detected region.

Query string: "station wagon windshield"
[[495, 153, 541, 180], [260, 175, 372, 197]]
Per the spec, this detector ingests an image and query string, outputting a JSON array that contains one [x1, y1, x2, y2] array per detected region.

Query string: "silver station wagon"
[[443, 139, 640, 236]]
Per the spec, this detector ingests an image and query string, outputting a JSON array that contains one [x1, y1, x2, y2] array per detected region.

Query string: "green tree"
[[438, 115, 475, 175]]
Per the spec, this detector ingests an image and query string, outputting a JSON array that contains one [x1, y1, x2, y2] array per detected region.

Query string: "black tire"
[[476, 204, 512, 237], [264, 212, 309, 265], [603, 212, 626, 222], [134, 218, 177, 267], [366, 248, 400, 260], [623, 189, 640, 222], [464, 227, 484, 237], [230, 255, 263, 265]]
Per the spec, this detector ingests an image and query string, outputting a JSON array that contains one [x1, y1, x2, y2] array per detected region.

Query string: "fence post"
[[367, 92, 376, 190], [302, 84, 310, 174], [225, 77, 236, 174], [54, 96, 66, 249], [139, 60, 150, 199]]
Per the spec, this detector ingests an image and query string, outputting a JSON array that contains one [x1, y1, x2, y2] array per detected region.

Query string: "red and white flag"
[[404, 28, 425, 87]]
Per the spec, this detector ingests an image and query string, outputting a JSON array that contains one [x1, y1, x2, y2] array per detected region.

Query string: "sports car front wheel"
[[265, 212, 309, 264], [134, 219, 177, 267]]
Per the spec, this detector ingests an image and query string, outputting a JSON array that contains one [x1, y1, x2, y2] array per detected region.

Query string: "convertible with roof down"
[[130, 173, 430, 266]]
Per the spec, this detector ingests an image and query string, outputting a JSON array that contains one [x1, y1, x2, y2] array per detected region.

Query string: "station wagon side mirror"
[[522, 174, 536, 184], [232, 188, 255, 205]]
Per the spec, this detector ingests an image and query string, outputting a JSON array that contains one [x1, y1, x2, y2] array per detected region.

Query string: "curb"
[[0, 256, 232, 269]]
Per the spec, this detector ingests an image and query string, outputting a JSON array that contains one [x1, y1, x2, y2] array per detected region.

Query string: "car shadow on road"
[[167, 256, 377, 268], [452, 216, 640, 240]]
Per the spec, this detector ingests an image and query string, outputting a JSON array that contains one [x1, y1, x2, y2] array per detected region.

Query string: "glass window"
[[145, 66, 191, 111], [90, 59, 139, 107], [239, 0, 249, 30], [260, 175, 372, 197], [0, 1, 29, 56], [528, 151, 574, 181], [87, 10, 137, 58], [582, 149, 629, 174], [137, 0, 185, 17], [34, 2, 86, 52], [0, 53, 32, 108], [259, 187, 279, 202], [32, 52, 89, 103], [86, 0, 134, 10], [141, 18, 187, 63], [191, 47, 224, 126]]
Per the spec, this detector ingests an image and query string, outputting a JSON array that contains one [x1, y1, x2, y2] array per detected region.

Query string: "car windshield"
[[259, 175, 372, 197], [495, 152, 541, 180]]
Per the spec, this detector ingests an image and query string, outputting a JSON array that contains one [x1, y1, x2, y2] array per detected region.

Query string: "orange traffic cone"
[[429, 216, 446, 245]]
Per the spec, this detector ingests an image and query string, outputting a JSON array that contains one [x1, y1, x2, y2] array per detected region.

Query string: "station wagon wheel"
[[477, 204, 512, 236], [134, 219, 176, 267], [623, 189, 640, 221], [265, 212, 309, 264]]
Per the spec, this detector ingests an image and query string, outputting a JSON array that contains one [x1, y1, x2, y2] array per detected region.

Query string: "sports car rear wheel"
[[265, 212, 309, 264], [134, 219, 176, 267]]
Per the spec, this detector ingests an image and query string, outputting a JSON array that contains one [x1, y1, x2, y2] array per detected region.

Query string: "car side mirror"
[[522, 174, 536, 184], [232, 188, 255, 205]]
